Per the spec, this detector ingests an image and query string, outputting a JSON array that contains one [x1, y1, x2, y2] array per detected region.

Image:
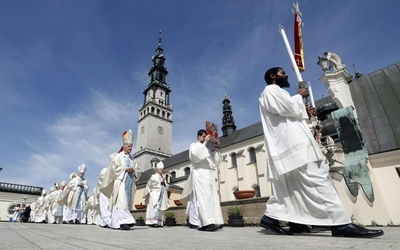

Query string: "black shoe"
[[153, 224, 160, 228], [41, 220, 47, 223], [218, 225, 223, 229], [68, 220, 74, 224], [331, 223, 384, 238], [120, 224, 130, 230], [259, 215, 293, 235], [188, 223, 199, 229], [288, 222, 314, 233], [52, 222, 57, 224], [128, 223, 135, 227], [99, 224, 109, 228], [198, 224, 219, 232], [74, 219, 80, 224]]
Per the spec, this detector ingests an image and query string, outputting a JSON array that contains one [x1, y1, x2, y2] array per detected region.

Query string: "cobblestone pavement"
[[1, 222, 398, 250]]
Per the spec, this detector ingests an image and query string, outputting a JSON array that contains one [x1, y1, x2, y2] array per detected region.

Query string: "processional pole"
[[278, 26, 315, 107]]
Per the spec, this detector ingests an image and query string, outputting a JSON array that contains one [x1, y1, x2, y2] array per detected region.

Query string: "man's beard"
[[276, 76, 290, 88]]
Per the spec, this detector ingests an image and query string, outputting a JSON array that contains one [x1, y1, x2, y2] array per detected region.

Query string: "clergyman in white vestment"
[[143, 161, 169, 227], [100, 129, 141, 231], [258, 67, 383, 238], [180, 129, 223, 232]]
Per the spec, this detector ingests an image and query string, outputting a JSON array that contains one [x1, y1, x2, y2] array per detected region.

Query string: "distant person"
[[50, 183, 63, 224], [35, 189, 47, 223], [22, 204, 31, 223], [258, 66, 383, 237], [12, 204, 20, 222], [143, 161, 169, 228], [57, 180, 68, 224], [63, 165, 89, 224], [97, 165, 112, 228]]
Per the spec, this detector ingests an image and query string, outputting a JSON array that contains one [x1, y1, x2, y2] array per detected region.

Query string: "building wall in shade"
[[350, 62, 400, 154]]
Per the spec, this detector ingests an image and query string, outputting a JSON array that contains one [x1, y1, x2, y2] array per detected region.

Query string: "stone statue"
[[325, 135, 344, 169], [324, 52, 345, 71], [317, 54, 329, 71]]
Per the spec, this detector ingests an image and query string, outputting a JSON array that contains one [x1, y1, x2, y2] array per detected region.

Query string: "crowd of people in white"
[[12, 129, 171, 231]]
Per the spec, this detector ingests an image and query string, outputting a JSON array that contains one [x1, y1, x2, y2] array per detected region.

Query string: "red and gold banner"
[[294, 10, 305, 71]]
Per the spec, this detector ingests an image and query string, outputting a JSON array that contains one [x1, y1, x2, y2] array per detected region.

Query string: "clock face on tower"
[[158, 126, 163, 134]]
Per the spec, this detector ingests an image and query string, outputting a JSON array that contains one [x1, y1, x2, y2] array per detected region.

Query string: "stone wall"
[[131, 197, 269, 225]]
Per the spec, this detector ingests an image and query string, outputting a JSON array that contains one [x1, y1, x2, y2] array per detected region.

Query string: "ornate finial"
[[292, 2, 302, 16], [158, 30, 162, 47], [224, 86, 228, 99]]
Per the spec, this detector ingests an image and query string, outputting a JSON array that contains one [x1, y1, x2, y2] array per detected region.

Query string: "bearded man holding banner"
[[258, 67, 384, 238]]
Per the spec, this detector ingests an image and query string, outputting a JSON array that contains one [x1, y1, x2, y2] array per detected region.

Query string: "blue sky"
[[1, 0, 399, 196]]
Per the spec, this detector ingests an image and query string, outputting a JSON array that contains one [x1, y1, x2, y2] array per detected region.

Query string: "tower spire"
[[133, 32, 173, 171], [158, 30, 162, 47]]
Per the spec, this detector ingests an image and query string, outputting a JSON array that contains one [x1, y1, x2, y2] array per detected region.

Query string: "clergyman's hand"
[[297, 88, 309, 98]]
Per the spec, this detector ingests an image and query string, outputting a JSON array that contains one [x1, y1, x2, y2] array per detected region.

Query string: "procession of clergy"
[[28, 129, 170, 230]]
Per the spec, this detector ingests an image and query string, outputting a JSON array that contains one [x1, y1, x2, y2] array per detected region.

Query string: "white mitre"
[[122, 129, 133, 145], [156, 162, 164, 170], [78, 164, 87, 173]]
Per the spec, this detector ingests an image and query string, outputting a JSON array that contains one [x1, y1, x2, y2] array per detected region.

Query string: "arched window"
[[7, 204, 17, 215], [151, 107, 155, 113], [248, 147, 257, 163], [230, 153, 237, 168], [184, 167, 190, 176], [162, 111, 165, 118], [157, 108, 160, 115], [171, 171, 176, 180]]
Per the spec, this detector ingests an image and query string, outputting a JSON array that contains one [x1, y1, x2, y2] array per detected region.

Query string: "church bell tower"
[[221, 93, 236, 137], [133, 32, 173, 171]]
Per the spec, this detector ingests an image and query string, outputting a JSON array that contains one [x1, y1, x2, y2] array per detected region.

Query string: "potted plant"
[[233, 190, 255, 199], [165, 211, 176, 226], [227, 206, 244, 227], [174, 199, 183, 206], [136, 216, 145, 226], [134, 203, 147, 210]]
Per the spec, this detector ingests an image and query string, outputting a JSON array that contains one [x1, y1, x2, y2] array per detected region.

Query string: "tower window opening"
[[230, 153, 237, 168]]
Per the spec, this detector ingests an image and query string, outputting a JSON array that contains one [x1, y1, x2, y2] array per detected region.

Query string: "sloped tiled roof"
[[162, 122, 263, 170]]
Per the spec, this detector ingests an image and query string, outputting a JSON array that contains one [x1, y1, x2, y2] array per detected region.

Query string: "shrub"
[[227, 206, 244, 216], [165, 211, 175, 218], [136, 216, 144, 221]]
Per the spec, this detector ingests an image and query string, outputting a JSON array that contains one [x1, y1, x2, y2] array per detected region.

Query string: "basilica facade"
[[131, 37, 400, 226]]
